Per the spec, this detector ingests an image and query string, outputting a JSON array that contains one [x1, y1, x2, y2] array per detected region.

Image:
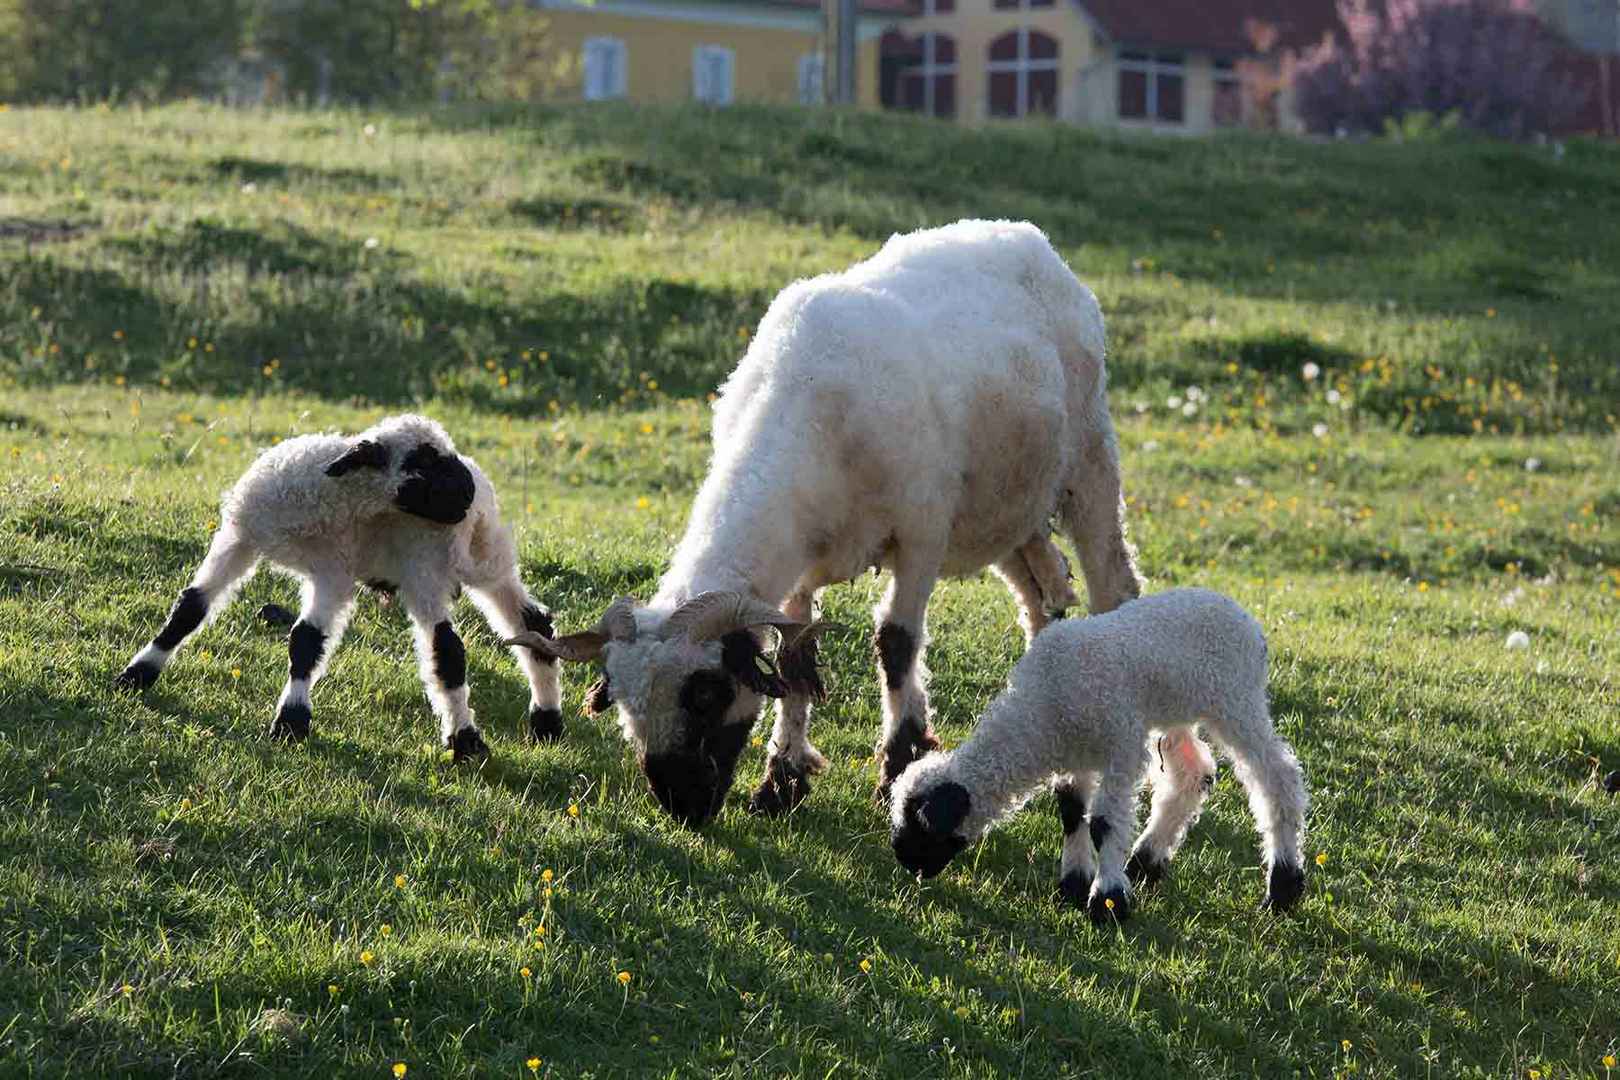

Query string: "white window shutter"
[[694, 45, 735, 105], [584, 38, 626, 100], [797, 53, 824, 105]]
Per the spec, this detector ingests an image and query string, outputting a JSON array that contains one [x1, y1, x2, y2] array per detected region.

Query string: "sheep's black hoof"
[[1126, 849, 1169, 888], [1262, 862, 1306, 913], [747, 755, 811, 816], [270, 703, 312, 743], [1088, 885, 1131, 927], [527, 706, 563, 743], [257, 603, 297, 629], [115, 662, 160, 691], [1603, 769, 1620, 795], [1056, 870, 1093, 909], [448, 726, 490, 764]]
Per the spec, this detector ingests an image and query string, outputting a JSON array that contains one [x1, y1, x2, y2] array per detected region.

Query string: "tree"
[[1290, 0, 1589, 138]]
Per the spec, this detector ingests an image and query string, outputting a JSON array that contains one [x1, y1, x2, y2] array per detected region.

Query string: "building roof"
[[767, 0, 920, 15], [1077, 0, 1341, 55]]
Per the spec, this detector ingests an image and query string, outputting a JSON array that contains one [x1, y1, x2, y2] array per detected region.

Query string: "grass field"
[[2, 102, 1619, 1078]]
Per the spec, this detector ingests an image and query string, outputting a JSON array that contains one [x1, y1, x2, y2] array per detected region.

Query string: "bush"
[[1291, 0, 1589, 139]]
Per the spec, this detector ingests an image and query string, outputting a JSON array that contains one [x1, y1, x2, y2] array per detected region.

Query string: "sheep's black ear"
[[586, 675, 614, 714], [325, 439, 389, 477], [916, 781, 972, 836], [720, 630, 789, 698]]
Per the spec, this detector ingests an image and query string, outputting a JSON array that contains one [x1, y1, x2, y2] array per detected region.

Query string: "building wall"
[[536, 0, 884, 107]]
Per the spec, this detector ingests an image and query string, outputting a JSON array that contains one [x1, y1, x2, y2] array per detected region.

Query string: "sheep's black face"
[[395, 442, 476, 525], [892, 781, 972, 879], [641, 670, 750, 828]]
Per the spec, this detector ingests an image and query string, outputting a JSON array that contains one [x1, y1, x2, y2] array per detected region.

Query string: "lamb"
[[504, 219, 1143, 827], [114, 414, 563, 760], [889, 588, 1309, 923]]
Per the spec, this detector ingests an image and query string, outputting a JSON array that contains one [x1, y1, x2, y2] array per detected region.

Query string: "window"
[[1213, 58, 1242, 127], [898, 33, 957, 118], [582, 37, 627, 101], [798, 53, 825, 105], [693, 45, 735, 106], [993, 0, 1052, 9], [1117, 50, 1183, 123], [986, 30, 1059, 118]]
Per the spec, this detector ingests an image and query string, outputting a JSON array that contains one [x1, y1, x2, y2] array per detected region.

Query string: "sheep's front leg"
[[401, 582, 487, 763], [1127, 727, 1218, 888], [270, 567, 356, 744], [1085, 745, 1149, 926], [873, 556, 943, 802], [748, 588, 825, 816], [116, 529, 260, 690], [467, 576, 565, 742], [1053, 772, 1100, 908]]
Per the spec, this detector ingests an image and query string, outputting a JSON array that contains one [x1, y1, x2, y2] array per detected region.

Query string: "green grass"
[[2, 103, 1619, 1078]]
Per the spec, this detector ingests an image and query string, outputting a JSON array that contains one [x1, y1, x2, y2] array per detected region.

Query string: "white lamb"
[[889, 588, 1309, 923], [115, 414, 563, 759], [506, 219, 1142, 827]]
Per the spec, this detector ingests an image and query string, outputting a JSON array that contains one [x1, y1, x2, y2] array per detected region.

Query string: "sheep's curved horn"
[[663, 590, 804, 644], [502, 596, 640, 661]]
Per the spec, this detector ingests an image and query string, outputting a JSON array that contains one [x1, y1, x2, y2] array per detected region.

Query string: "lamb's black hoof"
[[1088, 885, 1131, 927], [528, 706, 563, 743], [1604, 769, 1620, 795], [270, 703, 312, 743], [258, 603, 297, 629], [1056, 870, 1093, 909], [1126, 849, 1169, 888], [448, 726, 490, 764], [115, 662, 160, 691], [747, 756, 811, 816], [1261, 862, 1307, 913]]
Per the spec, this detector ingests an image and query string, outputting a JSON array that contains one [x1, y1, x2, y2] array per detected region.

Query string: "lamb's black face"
[[891, 781, 972, 879], [642, 669, 751, 829], [395, 442, 476, 525]]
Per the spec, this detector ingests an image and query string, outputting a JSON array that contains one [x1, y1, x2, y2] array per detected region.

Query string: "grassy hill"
[[1, 103, 1618, 1078]]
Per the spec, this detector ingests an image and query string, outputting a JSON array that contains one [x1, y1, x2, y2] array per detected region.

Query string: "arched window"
[[986, 30, 1058, 118], [898, 33, 958, 119]]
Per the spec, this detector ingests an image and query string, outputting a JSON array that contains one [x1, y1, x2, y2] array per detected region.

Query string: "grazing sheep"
[[889, 588, 1308, 923], [115, 415, 562, 759], [505, 219, 1142, 827]]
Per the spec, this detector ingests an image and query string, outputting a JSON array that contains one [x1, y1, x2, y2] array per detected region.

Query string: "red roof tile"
[[1077, 0, 1341, 55], [766, 0, 921, 15]]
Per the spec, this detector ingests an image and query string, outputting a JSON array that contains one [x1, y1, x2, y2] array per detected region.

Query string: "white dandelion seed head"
[[1186, 385, 1204, 402], [1141, 440, 1160, 452], [1182, 401, 1198, 417], [363, 123, 378, 138], [364, 237, 380, 250], [1504, 630, 1530, 651], [1326, 389, 1342, 405], [1233, 475, 1252, 488], [1302, 362, 1321, 381], [1524, 457, 1541, 472], [240, 182, 257, 194], [1166, 395, 1183, 410], [1312, 422, 1329, 439]]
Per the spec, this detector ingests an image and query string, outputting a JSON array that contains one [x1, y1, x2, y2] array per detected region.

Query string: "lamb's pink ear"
[[325, 439, 389, 477]]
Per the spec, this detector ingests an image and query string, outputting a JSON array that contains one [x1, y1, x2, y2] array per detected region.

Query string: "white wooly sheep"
[[889, 588, 1309, 923], [115, 414, 562, 760], [506, 219, 1143, 828]]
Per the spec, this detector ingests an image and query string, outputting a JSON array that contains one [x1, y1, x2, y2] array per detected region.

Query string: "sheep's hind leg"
[[992, 535, 1078, 646], [467, 576, 565, 743], [401, 581, 487, 763], [1053, 772, 1100, 908], [116, 529, 259, 690], [748, 588, 825, 816], [270, 567, 356, 744], [1058, 416, 1144, 615], [1127, 726, 1218, 888], [1209, 696, 1309, 912], [873, 552, 943, 802]]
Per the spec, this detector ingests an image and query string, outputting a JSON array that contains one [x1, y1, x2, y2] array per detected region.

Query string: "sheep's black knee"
[[1055, 784, 1086, 836], [521, 604, 557, 667], [748, 755, 812, 816], [875, 623, 916, 689], [432, 621, 466, 690], [1088, 814, 1111, 851], [153, 587, 208, 651], [288, 622, 326, 680]]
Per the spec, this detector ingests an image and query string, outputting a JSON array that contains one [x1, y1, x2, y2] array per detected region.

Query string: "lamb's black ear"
[[720, 630, 789, 698], [325, 439, 389, 477], [916, 781, 972, 836]]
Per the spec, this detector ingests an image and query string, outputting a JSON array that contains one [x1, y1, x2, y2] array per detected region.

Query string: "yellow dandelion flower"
[[617, 970, 632, 986], [380, 924, 392, 937], [1104, 897, 1115, 911], [534, 925, 546, 937], [527, 1059, 541, 1074], [230, 667, 242, 679], [394, 1064, 407, 1079], [328, 984, 340, 998], [541, 868, 553, 884], [179, 797, 192, 811], [360, 949, 375, 966], [954, 1005, 970, 1020], [394, 874, 406, 889], [635, 496, 650, 510], [567, 803, 580, 818], [121, 984, 133, 996], [113, 329, 125, 341], [1528, 1070, 1541, 1080], [1341, 1040, 1352, 1053], [647, 379, 659, 391], [520, 966, 532, 979], [1603, 1054, 1617, 1069], [859, 958, 872, 973], [1316, 852, 1329, 867], [640, 423, 653, 434]]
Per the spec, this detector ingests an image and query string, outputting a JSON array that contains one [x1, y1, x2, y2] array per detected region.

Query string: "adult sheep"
[[508, 219, 1143, 827]]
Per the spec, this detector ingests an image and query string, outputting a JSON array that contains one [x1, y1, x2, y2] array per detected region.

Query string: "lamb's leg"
[[873, 553, 943, 802], [748, 588, 825, 816], [400, 580, 487, 763], [269, 566, 356, 744], [116, 528, 260, 690], [1085, 748, 1148, 926], [1128, 726, 1218, 887], [1058, 414, 1143, 614], [1053, 771, 1100, 908], [1209, 697, 1309, 912], [993, 535, 1079, 645], [466, 576, 565, 743]]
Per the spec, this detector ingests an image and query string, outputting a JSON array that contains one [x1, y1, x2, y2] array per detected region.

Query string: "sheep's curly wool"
[[890, 588, 1309, 922], [116, 414, 563, 758]]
